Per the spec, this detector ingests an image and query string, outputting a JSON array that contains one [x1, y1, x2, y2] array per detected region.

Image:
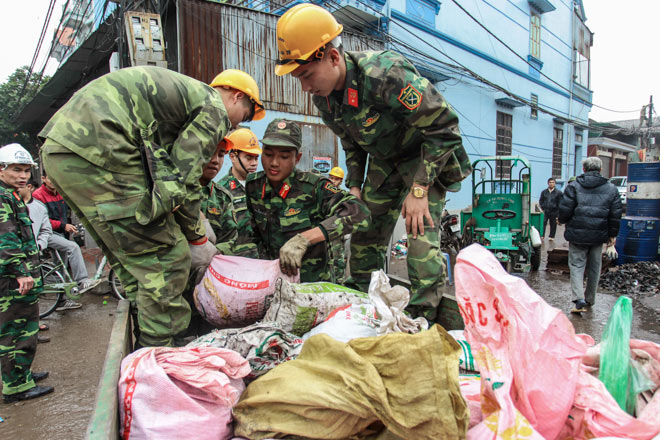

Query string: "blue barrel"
[[615, 216, 660, 265], [627, 162, 660, 217]]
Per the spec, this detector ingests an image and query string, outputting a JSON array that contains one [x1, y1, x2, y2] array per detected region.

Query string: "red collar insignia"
[[261, 182, 266, 199], [229, 180, 237, 190], [279, 183, 291, 199], [347, 88, 358, 108]]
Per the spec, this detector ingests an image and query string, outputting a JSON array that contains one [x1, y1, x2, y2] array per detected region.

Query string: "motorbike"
[[440, 201, 462, 255]]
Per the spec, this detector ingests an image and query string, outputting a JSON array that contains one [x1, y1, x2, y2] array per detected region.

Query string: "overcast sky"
[[581, 0, 659, 122], [1, 0, 67, 83], [1, 0, 657, 123]]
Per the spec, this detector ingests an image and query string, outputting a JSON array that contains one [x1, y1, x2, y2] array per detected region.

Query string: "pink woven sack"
[[118, 346, 250, 440], [455, 244, 587, 439], [194, 255, 298, 328]]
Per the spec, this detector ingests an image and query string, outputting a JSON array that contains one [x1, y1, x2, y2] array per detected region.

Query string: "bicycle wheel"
[[39, 263, 65, 318], [109, 269, 126, 301]]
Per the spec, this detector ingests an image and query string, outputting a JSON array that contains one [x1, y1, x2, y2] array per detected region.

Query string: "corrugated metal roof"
[[179, 0, 384, 116]]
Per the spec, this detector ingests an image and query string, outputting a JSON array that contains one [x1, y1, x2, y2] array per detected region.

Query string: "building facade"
[[20, 0, 594, 208]]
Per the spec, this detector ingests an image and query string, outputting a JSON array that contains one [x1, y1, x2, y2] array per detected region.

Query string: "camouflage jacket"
[[245, 169, 370, 282], [313, 50, 472, 191], [0, 181, 42, 294], [217, 170, 259, 258], [201, 182, 235, 255], [38, 66, 231, 240]]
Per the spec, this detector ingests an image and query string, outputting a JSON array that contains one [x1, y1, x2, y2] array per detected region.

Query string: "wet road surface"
[[1, 290, 117, 440]]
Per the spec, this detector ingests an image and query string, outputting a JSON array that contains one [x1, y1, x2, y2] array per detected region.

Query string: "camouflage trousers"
[[0, 292, 39, 396], [350, 167, 445, 320], [327, 235, 348, 285], [42, 141, 191, 347]]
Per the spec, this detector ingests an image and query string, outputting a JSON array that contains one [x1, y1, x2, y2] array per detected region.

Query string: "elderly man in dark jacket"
[[558, 157, 622, 313], [539, 177, 563, 240]]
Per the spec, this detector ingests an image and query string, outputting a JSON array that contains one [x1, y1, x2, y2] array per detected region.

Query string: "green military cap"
[[261, 118, 302, 151]]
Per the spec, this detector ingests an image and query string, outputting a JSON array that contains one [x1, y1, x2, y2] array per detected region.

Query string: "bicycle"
[[91, 254, 126, 301], [74, 223, 126, 301], [38, 249, 82, 319]]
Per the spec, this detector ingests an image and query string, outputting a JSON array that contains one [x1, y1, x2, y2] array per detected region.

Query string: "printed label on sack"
[[209, 265, 269, 290], [122, 350, 149, 440]]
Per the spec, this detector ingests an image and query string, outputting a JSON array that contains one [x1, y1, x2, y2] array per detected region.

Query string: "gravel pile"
[[599, 261, 660, 295]]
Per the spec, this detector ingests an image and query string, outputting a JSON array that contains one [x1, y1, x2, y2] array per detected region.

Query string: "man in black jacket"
[[558, 157, 622, 313], [539, 177, 562, 240]]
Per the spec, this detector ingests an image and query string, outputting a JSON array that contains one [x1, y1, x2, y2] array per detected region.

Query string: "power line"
[[15, 0, 58, 107], [27, 0, 58, 77], [30, 0, 94, 97], [322, 0, 642, 123]]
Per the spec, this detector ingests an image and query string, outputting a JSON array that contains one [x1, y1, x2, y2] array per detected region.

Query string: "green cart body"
[[460, 156, 543, 272]]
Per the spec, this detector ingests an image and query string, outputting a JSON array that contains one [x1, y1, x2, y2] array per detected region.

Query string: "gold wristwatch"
[[411, 185, 428, 198]]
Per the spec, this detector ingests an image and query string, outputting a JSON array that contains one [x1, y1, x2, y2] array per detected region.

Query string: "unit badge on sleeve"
[[397, 83, 423, 110]]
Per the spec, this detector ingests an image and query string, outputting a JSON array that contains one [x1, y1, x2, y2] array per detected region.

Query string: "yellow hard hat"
[[225, 128, 262, 155], [275, 4, 343, 76], [209, 69, 266, 120], [329, 167, 344, 179]]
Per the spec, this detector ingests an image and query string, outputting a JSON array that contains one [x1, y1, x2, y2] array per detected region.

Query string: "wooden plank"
[[85, 300, 132, 440]]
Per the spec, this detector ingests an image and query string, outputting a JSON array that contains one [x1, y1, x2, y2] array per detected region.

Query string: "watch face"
[[413, 187, 424, 197]]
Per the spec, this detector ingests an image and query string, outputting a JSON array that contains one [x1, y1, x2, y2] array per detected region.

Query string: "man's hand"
[[279, 233, 311, 277], [64, 224, 78, 234], [401, 192, 434, 239], [349, 186, 362, 200], [607, 237, 616, 247], [16, 276, 34, 295]]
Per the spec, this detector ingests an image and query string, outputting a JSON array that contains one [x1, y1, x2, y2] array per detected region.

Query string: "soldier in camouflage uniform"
[[327, 166, 348, 283], [0, 144, 53, 403], [38, 67, 265, 347], [276, 4, 472, 319], [245, 119, 370, 282], [216, 128, 261, 258], [199, 139, 237, 256]]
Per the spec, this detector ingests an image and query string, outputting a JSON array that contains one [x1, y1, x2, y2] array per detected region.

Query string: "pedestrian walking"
[[274, 4, 471, 320], [539, 177, 562, 241], [38, 67, 264, 347], [558, 157, 622, 313], [0, 144, 53, 403]]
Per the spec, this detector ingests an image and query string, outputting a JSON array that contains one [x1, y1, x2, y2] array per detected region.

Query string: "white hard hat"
[[0, 143, 37, 167]]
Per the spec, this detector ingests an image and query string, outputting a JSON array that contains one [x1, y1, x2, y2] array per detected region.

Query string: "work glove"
[[203, 218, 216, 245], [189, 237, 218, 273], [279, 233, 310, 277], [605, 245, 618, 260]]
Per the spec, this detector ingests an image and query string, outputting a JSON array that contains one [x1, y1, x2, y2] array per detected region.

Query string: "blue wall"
[[379, 0, 591, 209]]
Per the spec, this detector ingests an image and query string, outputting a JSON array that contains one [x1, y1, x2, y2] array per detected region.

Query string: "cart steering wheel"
[[482, 209, 517, 220]]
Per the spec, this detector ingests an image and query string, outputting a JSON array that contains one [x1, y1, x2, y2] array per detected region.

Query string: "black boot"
[[3, 385, 54, 403], [32, 371, 49, 382]]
